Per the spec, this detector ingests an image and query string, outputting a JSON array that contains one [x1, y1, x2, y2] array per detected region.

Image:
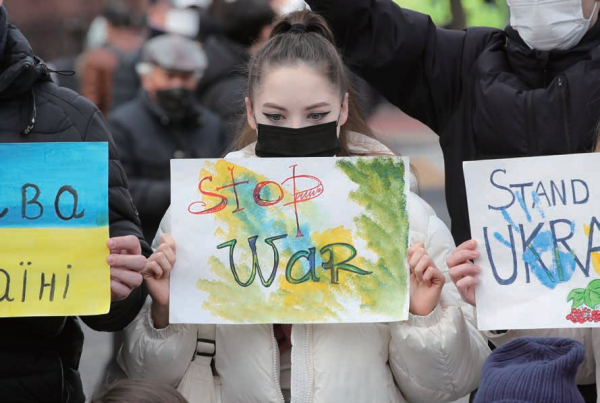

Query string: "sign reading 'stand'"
[[464, 154, 600, 330]]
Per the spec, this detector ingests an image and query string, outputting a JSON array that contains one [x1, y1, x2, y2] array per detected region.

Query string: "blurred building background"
[[5, 0, 104, 61]]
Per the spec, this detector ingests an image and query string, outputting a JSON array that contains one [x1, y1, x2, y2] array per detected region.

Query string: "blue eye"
[[264, 113, 284, 122], [308, 112, 330, 120]]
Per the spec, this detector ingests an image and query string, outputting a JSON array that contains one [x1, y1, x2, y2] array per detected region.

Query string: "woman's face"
[[246, 64, 349, 135]]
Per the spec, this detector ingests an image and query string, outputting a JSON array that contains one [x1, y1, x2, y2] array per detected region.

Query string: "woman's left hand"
[[408, 241, 445, 316]]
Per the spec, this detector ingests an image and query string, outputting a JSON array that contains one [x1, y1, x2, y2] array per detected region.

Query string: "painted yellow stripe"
[[0, 227, 110, 317]]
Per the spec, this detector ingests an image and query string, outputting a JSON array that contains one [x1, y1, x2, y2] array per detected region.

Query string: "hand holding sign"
[[448, 240, 481, 307], [408, 242, 445, 316], [107, 236, 146, 301], [142, 234, 176, 329]]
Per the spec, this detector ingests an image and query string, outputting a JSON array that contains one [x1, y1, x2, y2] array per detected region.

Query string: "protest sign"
[[464, 154, 600, 330], [170, 157, 410, 324], [0, 143, 110, 317]]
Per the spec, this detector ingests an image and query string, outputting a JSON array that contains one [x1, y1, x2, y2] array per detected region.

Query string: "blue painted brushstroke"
[[0, 142, 108, 228]]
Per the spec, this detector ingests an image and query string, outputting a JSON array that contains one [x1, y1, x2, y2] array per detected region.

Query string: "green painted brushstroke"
[[335, 157, 409, 315]]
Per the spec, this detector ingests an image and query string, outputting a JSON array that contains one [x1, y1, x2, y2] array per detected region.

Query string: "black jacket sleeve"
[[306, 0, 468, 133], [79, 110, 151, 332], [108, 117, 171, 227]]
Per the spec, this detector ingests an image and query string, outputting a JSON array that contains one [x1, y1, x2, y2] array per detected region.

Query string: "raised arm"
[[307, 0, 471, 132]]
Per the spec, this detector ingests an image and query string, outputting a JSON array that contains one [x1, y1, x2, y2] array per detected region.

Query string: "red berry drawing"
[[566, 280, 600, 324]]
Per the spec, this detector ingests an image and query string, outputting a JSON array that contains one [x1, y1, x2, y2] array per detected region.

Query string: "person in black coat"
[[0, 3, 151, 402], [306, 0, 600, 246], [196, 0, 276, 138], [109, 34, 228, 243]]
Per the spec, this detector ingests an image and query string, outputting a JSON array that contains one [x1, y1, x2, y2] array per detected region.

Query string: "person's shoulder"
[[35, 81, 101, 125], [198, 104, 227, 130], [347, 132, 395, 155], [225, 143, 257, 159], [407, 189, 438, 235], [110, 97, 145, 123], [463, 26, 506, 51]]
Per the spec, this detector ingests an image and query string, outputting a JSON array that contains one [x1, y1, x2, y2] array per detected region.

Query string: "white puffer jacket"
[[118, 135, 490, 403]]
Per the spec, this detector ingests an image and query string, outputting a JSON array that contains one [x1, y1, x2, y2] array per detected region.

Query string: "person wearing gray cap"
[[109, 34, 228, 243]]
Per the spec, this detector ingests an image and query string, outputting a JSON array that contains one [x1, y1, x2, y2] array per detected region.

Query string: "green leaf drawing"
[[588, 279, 600, 293], [567, 288, 585, 309], [586, 283, 600, 309]]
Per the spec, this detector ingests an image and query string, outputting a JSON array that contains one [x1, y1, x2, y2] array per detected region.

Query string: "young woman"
[[117, 10, 489, 403]]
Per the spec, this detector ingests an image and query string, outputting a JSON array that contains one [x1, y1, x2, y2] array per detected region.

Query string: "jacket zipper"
[[271, 325, 286, 403], [557, 76, 572, 153]]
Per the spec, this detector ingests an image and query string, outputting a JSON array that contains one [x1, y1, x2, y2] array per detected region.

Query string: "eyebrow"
[[306, 102, 331, 110], [262, 103, 287, 111]]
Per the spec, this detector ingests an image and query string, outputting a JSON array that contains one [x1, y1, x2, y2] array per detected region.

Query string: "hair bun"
[[270, 9, 336, 45]]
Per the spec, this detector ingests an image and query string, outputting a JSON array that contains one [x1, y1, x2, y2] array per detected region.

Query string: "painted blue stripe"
[[0, 142, 108, 228]]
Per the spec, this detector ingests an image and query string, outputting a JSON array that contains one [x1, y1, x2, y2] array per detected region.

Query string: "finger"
[[422, 266, 435, 286], [111, 267, 143, 289], [409, 241, 425, 251], [107, 254, 147, 273], [110, 279, 132, 301], [414, 255, 432, 283], [407, 241, 425, 258], [142, 260, 164, 279], [157, 243, 176, 266], [161, 233, 177, 254], [449, 263, 481, 283], [408, 247, 426, 270], [107, 235, 142, 255], [456, 239, 478, 251], [152, 251, 173, 279], [456, 276, 479, 297], [446, 247, 479, 269]]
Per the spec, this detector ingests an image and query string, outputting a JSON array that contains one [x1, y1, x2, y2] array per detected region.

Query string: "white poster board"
[[170, 156, 410, 324], [464, 154, 600, 330]]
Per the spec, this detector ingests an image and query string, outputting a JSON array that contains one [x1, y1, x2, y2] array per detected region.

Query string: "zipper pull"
[[558, 77, 564, 86]]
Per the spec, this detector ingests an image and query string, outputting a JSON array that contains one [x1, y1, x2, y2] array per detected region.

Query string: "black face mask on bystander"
[[156, 87, 194, 122], [255, 120, 341, 158]]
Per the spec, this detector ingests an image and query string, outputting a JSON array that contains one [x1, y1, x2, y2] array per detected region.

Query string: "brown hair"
[[91, 379, 188, 403], [231, 9, 374, 156]]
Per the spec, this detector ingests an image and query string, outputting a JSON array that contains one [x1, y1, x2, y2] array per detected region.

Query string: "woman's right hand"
[[447, 240, 480, 307], [143, 234, 176, 328]]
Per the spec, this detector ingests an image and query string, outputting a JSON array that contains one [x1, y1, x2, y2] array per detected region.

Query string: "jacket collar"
[[0, 24, 49, 99], [504, 22, 600, 87]]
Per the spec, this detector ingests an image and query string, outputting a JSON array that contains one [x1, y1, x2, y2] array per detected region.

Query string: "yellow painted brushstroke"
[[0, 227, 110, 317], [584, 225, 600, 277]]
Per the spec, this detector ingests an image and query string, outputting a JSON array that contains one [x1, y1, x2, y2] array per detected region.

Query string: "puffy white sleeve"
[[388, 193, 490, 402], [117, 297, 200, 387], [117, 208, 205, 387]]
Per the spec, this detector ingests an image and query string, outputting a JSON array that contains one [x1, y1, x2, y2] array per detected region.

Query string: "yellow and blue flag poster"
[[0, 143, 110, 317]]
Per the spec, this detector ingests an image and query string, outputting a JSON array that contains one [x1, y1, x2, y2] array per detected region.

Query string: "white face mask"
[[508, 0, 599, 51]]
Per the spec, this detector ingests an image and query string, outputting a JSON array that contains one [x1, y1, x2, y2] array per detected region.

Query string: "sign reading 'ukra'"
[[465, 154, 600, 330]]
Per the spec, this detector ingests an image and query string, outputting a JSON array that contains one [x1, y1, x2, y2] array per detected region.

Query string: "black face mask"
[[156, 87, 194, 122], [255, 120, 341, 158]]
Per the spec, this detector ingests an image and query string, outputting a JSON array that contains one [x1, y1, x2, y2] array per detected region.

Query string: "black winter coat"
[[109, 92, 228, 242], [307, 0, 600, 244], [196, 36, 249, 140], [0, 24, 151, 403]]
